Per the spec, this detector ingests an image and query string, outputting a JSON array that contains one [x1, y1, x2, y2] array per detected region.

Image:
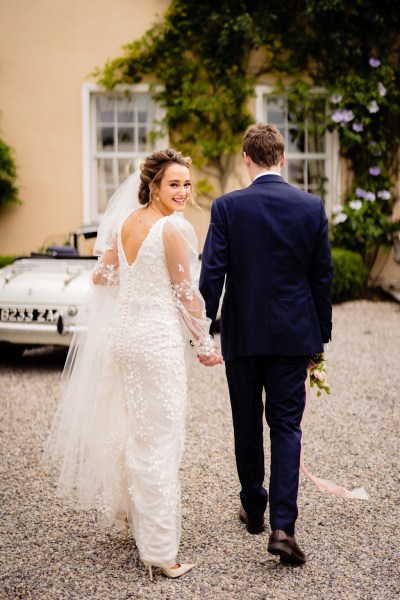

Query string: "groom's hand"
[[308, 352, 325, 370]]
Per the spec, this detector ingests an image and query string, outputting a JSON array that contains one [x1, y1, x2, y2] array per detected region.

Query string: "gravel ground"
[[0, 300, 399, 600]]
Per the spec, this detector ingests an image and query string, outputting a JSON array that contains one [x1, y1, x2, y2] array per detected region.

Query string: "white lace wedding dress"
[[43, 212, 214, 567]]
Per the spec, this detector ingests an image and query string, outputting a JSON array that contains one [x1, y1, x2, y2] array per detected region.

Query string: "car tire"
[[0, 343, 25, 361]]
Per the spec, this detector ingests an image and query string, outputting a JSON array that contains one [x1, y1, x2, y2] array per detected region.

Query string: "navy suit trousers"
[[225, 355, 309, 534]]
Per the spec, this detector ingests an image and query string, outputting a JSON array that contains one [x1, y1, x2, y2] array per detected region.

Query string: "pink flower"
[[332, 203, 343, 214], [330, 93, 343, 104], [349, 200, 362, 210], [369, 58, 381, 68], [365, 192, 376, 202], [378, 82, 387, 97], [331, 109, 354, 124], [368, 101, 379, 113], [332, 212, 348, 225], [313, 370, 326, 382], [369, 167, 381, 176]]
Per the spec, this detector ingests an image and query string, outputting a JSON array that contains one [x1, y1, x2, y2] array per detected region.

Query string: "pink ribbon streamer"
[[300, 373, 369, 500]]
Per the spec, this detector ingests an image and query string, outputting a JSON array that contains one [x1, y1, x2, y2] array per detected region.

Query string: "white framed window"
[[255, 85, 340, 214], [82, 83, 167, 224]]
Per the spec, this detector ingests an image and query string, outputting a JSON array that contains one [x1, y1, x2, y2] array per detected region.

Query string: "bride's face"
[[154, 164, 191, 215]]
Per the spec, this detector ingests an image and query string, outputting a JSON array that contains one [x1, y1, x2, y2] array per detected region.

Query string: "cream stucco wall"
[[0, 0, 170, 254]]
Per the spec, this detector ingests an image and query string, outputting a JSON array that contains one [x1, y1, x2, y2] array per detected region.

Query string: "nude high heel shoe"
[[123, 518, 130, 538], [116, 515, 130, 538], [145, 562, 195, 581]]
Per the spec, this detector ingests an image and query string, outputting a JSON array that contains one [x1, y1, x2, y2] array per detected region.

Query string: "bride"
[[43, 149, 223, 580]]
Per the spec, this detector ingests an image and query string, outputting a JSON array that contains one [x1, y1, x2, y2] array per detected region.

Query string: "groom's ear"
[[243, 152, 251, 169], [280, 154, 285, 168]]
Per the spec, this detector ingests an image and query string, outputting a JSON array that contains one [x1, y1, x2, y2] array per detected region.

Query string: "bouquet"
[[309, 353, 331, 397]]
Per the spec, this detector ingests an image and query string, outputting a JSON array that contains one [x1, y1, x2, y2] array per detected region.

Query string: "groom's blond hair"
[[242, 123, 285, 168]]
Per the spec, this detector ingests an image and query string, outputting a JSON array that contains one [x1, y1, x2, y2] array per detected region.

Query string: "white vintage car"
[[0, 227, 98, 359]]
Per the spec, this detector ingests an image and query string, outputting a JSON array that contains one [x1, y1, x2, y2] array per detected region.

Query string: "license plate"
[[0, 307, 60, 323]]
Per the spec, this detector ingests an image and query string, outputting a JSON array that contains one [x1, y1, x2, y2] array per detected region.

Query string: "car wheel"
[[0, 343, 25, 361]]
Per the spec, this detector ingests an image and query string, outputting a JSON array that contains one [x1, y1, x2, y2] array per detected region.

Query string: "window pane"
[[307, 128, 325, 153], [287, 100, 305, 153], [288, 160, 305, 188], [138, 126, 151, 152], [307, 99, 326, 153], [307, 160, 326, 197], [96, 158, 139, 213], [117, 158, 137, 186], [97, 186, 114, 214], [136, 93, 152, 113], [97, 158, 114, 186], [116, 96, 135, 124], [266, 97, 286, 124], [97, 159, 116, 213], [96, 96, 115, 124], [97, 126, 114, 151], [288, 128, 304, 153], [117, 127, 135, 151]]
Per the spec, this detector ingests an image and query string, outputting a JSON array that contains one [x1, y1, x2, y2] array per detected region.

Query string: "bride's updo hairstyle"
[[138, 149, 193, 206]]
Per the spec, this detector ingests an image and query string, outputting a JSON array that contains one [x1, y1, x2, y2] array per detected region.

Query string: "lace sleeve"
[[92, 238, 119, 286], [163, 217, 217, 356]]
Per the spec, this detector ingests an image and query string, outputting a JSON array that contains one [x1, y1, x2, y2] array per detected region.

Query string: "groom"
[[199, 123, 333, 565]]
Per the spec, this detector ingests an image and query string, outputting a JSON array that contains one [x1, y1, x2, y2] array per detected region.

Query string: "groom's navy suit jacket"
[[199, 174, 333, 361]]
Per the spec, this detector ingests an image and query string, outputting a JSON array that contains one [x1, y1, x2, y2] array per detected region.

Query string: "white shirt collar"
[[253, 170, 282, 181]]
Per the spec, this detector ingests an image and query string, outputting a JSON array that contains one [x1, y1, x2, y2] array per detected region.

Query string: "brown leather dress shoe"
[[267, 529, 306, 565], [239, 507, 265, 534]]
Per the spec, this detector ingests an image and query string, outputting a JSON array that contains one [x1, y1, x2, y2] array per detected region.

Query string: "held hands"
[[198, 349, 224, 366], [193, 335, 224, 366]]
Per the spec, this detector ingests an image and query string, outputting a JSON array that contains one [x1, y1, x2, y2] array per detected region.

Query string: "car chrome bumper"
[[0, 321, 78, 346]]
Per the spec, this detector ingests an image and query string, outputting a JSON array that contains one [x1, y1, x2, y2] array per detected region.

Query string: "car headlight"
[[67, 305, 78, 316]]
